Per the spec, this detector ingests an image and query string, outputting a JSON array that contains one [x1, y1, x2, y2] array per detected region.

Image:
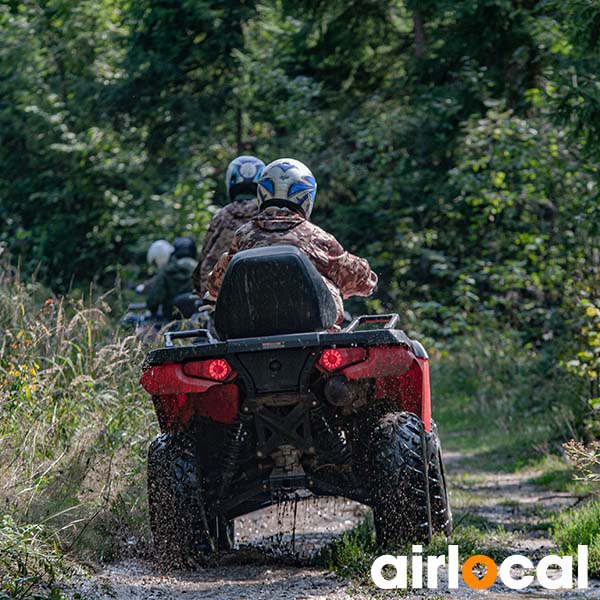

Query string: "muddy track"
[[74, 497, 366, 600], [73, 449, 600, 600]]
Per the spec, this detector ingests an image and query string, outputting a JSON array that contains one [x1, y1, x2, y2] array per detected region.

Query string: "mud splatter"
[[66, 452, 600, 599]]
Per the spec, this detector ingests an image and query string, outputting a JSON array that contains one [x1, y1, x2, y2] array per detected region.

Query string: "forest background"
[[0, 0, 599, 596]]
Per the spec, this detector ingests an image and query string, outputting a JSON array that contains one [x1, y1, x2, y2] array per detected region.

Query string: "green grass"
[[0, 515, 76, 600], [552, 500, 600, 577], [427, 525, 514, 563], [315, 516, 515, 584], [431, 330, 589, 472], [314, 513, 379, 583], [528, 455, 594, 494]]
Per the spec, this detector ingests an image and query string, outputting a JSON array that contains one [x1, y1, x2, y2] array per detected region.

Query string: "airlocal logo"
[[371, 545, 589, 591]]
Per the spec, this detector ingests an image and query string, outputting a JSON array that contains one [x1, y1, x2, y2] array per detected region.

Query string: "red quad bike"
[[140, 246, 451, 559]]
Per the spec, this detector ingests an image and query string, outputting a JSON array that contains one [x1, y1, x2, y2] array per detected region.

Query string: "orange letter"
[[462, 554, 498, 590]]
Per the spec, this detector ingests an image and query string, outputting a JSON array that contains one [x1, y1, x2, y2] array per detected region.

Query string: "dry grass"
[[0, 260, 157, 594]]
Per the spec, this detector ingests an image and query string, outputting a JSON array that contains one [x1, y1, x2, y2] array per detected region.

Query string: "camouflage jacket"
[[147, 256, 197, 320], [204, 207, 378, 323], [193, 197, 258, 296]]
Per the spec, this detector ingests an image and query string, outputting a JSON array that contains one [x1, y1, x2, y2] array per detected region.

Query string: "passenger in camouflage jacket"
[[193, 196, 257, 296], [194, 155, 265, 295], [203, 206, 378, 324]]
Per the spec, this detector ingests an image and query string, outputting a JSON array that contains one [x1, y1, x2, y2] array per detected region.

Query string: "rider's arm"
[[318, 235, 378, 299], [206, 251, 231, 300], [205, 221, 252, 299], [198, 210, 225, 266], [206, 230, 242, 300]]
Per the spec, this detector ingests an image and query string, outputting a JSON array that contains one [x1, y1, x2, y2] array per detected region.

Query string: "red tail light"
[[183, 358, 235, 382], [208, 359, 231, 381], [321, 349, 343, 370], [318, 347, 367, 372]]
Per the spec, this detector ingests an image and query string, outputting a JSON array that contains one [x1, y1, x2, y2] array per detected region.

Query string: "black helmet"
[[172, 236, 197, 259]]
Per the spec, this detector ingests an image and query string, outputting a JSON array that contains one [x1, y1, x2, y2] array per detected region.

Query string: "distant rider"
[[146, 237, 198, 320], [202, 158, 378, 324], [141, 239, 174, 297], [193, 155, 266, 296]]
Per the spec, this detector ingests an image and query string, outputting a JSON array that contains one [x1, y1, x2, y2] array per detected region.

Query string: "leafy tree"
[[544, 0, 600, 154]]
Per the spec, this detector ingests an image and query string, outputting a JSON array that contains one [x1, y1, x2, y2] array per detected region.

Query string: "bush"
[[314, 515, 378, 582], [431, 329, 590, 467]]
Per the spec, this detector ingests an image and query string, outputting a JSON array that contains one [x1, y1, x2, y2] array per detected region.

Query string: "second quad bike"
[[140, 245, 452, 558], [121, 292, 210, 342]]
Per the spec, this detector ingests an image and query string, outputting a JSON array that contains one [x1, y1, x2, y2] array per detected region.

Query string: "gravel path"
[[74, 497, 366, 600], [71, 449, 600, 599]]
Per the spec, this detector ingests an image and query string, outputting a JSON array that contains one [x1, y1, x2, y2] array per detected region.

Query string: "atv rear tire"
[[367, 411, 432, 546], [428, 421, 452, 536], [147, 433, 229, 564]]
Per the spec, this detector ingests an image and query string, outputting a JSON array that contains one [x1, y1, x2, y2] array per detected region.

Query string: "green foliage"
[[565, 301, 600, 389], [431, 330, 589, 470], [0, 1, 140, 286], [2, 0, 599, 347], [314, 514, 378, 582], [443, 106, 599, 337], [544, 0, 600, 155], [0, 0, 218, 289], [564, 299, 600, 434], [0, 515, 70, 600], [553, 501, 600, 578]]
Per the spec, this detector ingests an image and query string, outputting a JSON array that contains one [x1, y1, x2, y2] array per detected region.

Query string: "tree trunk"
[[236, 106, 243, 154], [413, 9, 426, 58]]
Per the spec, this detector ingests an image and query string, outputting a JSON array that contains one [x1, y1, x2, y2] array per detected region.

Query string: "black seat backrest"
[[214, 245, 337, 340]]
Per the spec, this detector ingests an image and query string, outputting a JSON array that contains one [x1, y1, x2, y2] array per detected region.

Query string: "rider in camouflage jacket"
[[194, 197, 257, 296], [204, 206, 377, 324], [194, 156, 265, 296]]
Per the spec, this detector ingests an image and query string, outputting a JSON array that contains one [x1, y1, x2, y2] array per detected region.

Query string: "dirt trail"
[[75, 498, 365, 600], [74, 449, 600, 600], [437, 450, 600, 599]]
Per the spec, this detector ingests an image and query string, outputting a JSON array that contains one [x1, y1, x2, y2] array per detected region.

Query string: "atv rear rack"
[[164, 313, 401, 348], [145, 314, 413, 367], [164, 328, 217, 347], [344, 313, 400, 332]]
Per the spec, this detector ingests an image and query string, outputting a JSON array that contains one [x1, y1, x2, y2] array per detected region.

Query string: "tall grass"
[[0, 261, 156, 593], [0, 515, 73, 599]]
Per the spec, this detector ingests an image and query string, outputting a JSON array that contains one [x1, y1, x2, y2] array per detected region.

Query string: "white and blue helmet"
[[257, 158, 317, 219], [225, 155, 265, 200]]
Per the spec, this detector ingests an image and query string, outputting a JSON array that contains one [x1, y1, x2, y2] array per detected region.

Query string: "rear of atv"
[[140, 315, 452, 561]]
